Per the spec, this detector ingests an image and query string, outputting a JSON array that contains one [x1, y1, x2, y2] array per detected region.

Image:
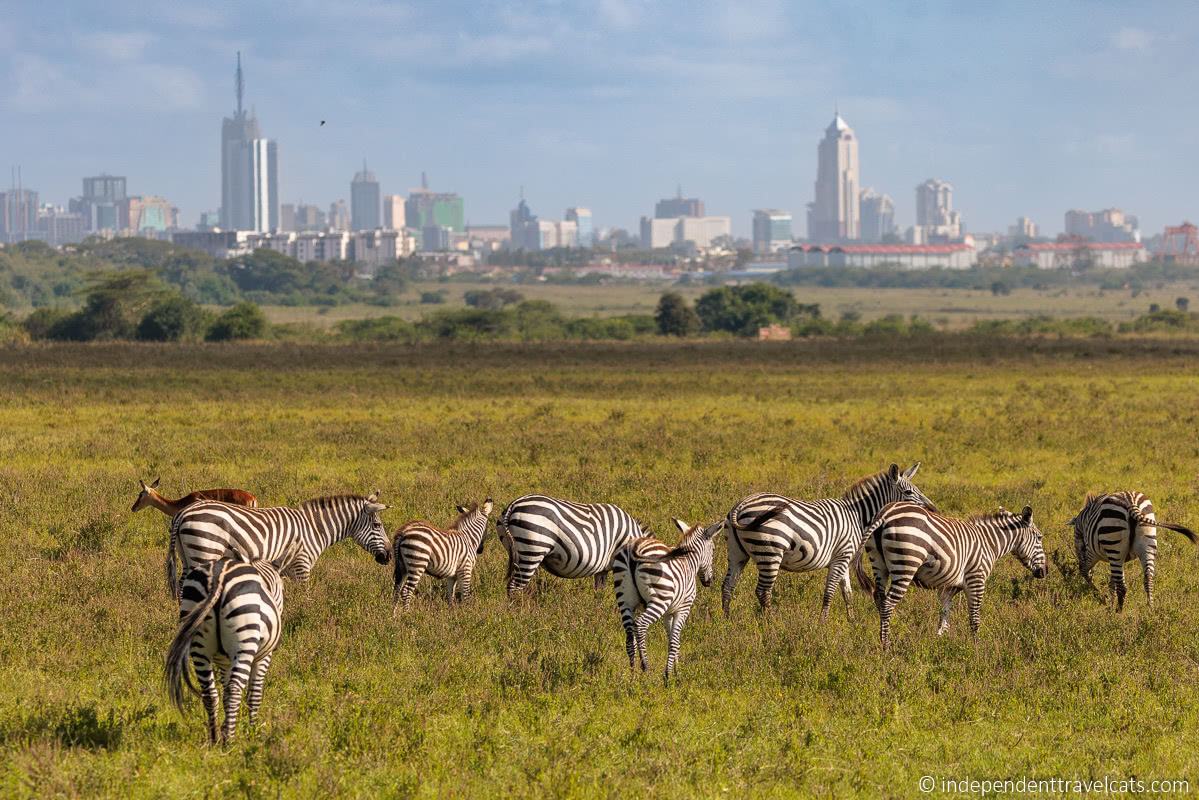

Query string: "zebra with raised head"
[[1069, 491, 1196, 611], [854, 502, 1047, 650], [164, 553, 288, 744], [392, 499, 494, 612], [722, 463, 935, 619], [167, 492, 391, 596], [621, 519, 723, 682], [497, 494, 649, 597]]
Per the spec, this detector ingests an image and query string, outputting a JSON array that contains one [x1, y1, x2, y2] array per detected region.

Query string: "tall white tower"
[[807, 112, 859, 242]]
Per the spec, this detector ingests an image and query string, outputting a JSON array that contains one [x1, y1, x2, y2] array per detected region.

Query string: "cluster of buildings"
[[638, 192, 732, 253]]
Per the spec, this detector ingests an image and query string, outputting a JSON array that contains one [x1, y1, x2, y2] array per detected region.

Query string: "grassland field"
[[2, 338, 1199, 797], [257, 280, 1199, 330]]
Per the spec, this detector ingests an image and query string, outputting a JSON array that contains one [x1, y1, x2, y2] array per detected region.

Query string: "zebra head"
[[349, 493, 391, 565], [889, 462, 937, 511], [453, 498, 494, 555], [1007, 505, 1047, 579], [671, 518, 724, 587], [131, 476, 161, 512]]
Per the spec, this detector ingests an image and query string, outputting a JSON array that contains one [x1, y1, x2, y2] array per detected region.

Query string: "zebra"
[[611, 531, 672, 669], [164, 553, 288, 744], [616, 519, 723, 682], [497, 494, 649, 597], [167, 492, 391, 596], [1068, 491, 1197, 611], [392, 499, 494, 612], [854, 501, 1046, 650], [722, 463, 935, 619]]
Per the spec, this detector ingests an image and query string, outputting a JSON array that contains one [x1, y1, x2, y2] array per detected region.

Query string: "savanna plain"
[[2, 338, 1198, 798]]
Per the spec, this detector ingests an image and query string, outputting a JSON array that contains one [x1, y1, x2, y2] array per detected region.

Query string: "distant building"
[[173, 229, 255, 259], [1009, 216, 1039, 240], [655, 191, 705, 219], [807, 113, 860, 242], [788, 242, 975, 270], [1013, 241, 1147, 269], [220, 54, 277, 232], [406, 176, 464, 233], [352, 228, 413, 271], [565, 207, 594, 247], [640, 215, 732, 250], [0, 188, 39, 242], [858, 189, 895, 243], [466, 225, 510, 252], [421, 225, 454, 252], [71, 174, 127, 231], [123, 196, 178, 233], [752, 209, 793, 254], [36, 206, 87, 246], [350, 162, 380, 231], [382, 194, 406, 230], [280, 203, 325, 231], [509, 197, 581, 250], [198, 211, 221, 230], [640, 217, 677, 249], [912, 179, 963, 241], [328, 200, 349, 231], [1064, 208, 1139, 243]]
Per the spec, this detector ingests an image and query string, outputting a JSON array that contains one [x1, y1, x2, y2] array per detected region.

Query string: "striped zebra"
[[854, 501, 1046, 650], [498, 494, 649, 597], [722, 463, 935, 619], [164, 553, 287, 744], [1069, 491, 1197, 611], [392, 499, 494, 611], [167, 493, 391, 596], [611, 531, 672, 669], [616, 519, 723, 682]]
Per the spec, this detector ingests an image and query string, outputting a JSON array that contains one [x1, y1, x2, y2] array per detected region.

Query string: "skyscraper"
[[70, 174, 127, 230], [350, 162, 380, 230], [807, 113, 859, 242], [382, 195, 406, 230], [655, 189, 704, 219], [405, 175, 464, 233], [565, 207, 593, 247], [220, 53, 278, 232], [914, 179, 962, 240], [752, 209, 793, 254], [858, 189, 895, 243]]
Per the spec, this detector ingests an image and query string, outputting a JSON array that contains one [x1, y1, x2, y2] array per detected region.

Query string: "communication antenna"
[[235, 51, 244, 116]]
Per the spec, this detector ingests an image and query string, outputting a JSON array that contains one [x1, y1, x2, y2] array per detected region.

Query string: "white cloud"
[[1113, 26, 1152, 51], [6, 52, 203, 112], [78, 31, 155, 61], [598, 0, 641, 30]]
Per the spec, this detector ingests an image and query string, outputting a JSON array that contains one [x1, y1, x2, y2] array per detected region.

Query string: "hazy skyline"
[[4, 1, 1198, 238]]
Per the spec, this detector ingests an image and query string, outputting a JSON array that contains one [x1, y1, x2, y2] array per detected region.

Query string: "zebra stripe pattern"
[[612, 532, 672, 669], [615, 519, 723, 682], [164, 555, 286, 744], [498, 494, 648, 596], [167, 493, 391, 595], [855, 501, 1046, 649], [392, 499, 494, 611], [1069, 491, 1197, 611], [723, 463, 935, 619]]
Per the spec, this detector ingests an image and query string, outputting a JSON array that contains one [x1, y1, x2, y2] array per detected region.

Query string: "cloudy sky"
[[3, 1, 1197, 237]]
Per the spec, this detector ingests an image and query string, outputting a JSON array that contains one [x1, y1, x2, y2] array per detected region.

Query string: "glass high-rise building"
[[350, 162, 381, 231], [406, 189, 464, 233], [565, 207, 594, 247], [220, 53, 278, 232]]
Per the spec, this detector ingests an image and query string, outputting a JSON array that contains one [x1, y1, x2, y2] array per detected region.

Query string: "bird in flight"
[[320, 120, 326, 126]]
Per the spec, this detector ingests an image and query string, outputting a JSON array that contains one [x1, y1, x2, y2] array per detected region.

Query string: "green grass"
[[2, 340, 1199, 797]]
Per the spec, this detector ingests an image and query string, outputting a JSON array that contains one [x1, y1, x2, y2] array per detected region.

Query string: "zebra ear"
[[703, 521, 725, 540], [672, 518, 689, 533], [457, 505, 468, 514], [1020, 506, 1033, 523], [365, 501, 387, 514], [888, 464, 900, 480], [1066, 517, 1077, 528], [903, 462, 921, 478], [482, 499, 494, 515]]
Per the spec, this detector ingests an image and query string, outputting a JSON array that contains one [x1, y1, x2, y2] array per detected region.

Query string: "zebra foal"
[[1069, 491, 1196, 611], [392, 499, 494, 612], [855, 502, 1046, 650], [164, 553, 287, 744]]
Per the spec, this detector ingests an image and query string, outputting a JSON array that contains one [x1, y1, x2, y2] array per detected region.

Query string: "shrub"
[[420, 291, 446, 304], [206, 302, 268, 341], [136, 296, 210, 342], [336, 316, 419, 342], [654, 292, 700, 336], [22, 308, 73, 340], [695, 283, 799, 336]]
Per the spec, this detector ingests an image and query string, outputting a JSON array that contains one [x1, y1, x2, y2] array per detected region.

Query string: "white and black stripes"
[[167, 493, 391, 595], [392, 500, 494, 611], [498, 494, 648, 596], [1069, 491, 1197, 610], [164, 555, 285, 744], [723, 463, 935, 619], [856, 502, 1046, 650], [611, 533, 671, 669], [617, 519, 723, 682]]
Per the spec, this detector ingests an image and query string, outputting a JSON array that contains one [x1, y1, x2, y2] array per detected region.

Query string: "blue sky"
[[3, 1, 1197, 237]]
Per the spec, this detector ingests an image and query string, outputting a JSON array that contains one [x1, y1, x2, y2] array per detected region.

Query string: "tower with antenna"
[[220, 52, 276, 232]]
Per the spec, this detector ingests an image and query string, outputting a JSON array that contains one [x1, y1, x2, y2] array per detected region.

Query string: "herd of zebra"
[[130, 462, 1198, 745]]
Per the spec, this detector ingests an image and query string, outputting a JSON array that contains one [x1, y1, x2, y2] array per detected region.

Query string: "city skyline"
[[4, 1, 1199, 237]]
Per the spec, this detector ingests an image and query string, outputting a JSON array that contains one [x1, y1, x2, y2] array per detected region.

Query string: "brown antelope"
[[132, 478, 258, 517]]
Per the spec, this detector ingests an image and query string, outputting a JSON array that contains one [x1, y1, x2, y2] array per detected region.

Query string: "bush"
[[464, 288, 524, 310], [22, 308, 73, 340], [336, 316, 419, 342], [206, 302, 268, 341], [654, 292, 700, 336], [136, 296, 210, 342], [420, 291, 446, 304], [695, 283, 802, 336]]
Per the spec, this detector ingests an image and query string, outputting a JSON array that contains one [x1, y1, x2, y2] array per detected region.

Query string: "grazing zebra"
[[392, 499, 494, 612], [723, 463, 935, 619], [498, 495, 649, 597], [854, 502, 1046, 650], [611, 532, 672, 668], [1069, 491, 1197, 611], [164, 554, 287, 744], [618, 519, 723, 682], [131, 477, 258, 516], [167, 493, 391, 596]]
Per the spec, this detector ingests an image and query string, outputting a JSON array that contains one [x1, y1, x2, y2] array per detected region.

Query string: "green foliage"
[[463, 288, 524, 310], [206, 302, 268, 341], [420, 291, 447, 304], [136, 296, 211, 342], [335, 316, 419, 342], [694, 283, 802, 336], [654, 292, 700, 336]]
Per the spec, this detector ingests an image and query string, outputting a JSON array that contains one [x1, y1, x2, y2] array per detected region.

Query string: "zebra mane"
[[663, 525, 707, 559], [965, 509, 1023, 527], [842, 470, 885, 500], [298, 494, 368, 511], [448, 502, 480, 531]]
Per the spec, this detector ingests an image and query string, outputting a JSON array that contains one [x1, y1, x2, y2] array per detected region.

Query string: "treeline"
[[0, 238, 417, 309]]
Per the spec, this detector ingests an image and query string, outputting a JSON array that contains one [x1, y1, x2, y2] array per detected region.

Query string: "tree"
[[991, 280, 1012, 296], [1176, 296, 1190, 312], [694, 283, 798, 336], [654, 292, 700, 336], [464, 288, 524, 310], [46, 270, 168, 341], [137, 296, 210, 341], [206, 302, 267, 341]]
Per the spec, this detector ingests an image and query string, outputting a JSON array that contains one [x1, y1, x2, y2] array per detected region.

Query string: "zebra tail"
[[852, 516, 887, 592], [164, 562, 229, 714], [1130, 507, 1198, 545], [725, 510, 747, 561], [391, 533, 407, 589], [165, 518, 180, 598]]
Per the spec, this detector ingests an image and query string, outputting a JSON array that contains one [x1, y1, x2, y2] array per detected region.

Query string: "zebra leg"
[[965, 576, 986, 637], [445, 575, 458, 606], [194, 655, 220, 745], [840, 571, 854, 619], [754, 555, 783, 614], [506, 549, 550, 598], [664, 609, 690, 684], [634, 600, 670, 673], [398, 565, 427, 612], [1108, 561, 1126, 612], [458, 562, 475, 603], [722, 532, 749, 616], [937, 587, 961, 636], [821, 558, 852, 622], [869, 548, 889, 616], [1135, 532, 1157, 607], [593, 571, 608, 591], [879, 571, 914, 651], [246, 654, 273, 727]]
